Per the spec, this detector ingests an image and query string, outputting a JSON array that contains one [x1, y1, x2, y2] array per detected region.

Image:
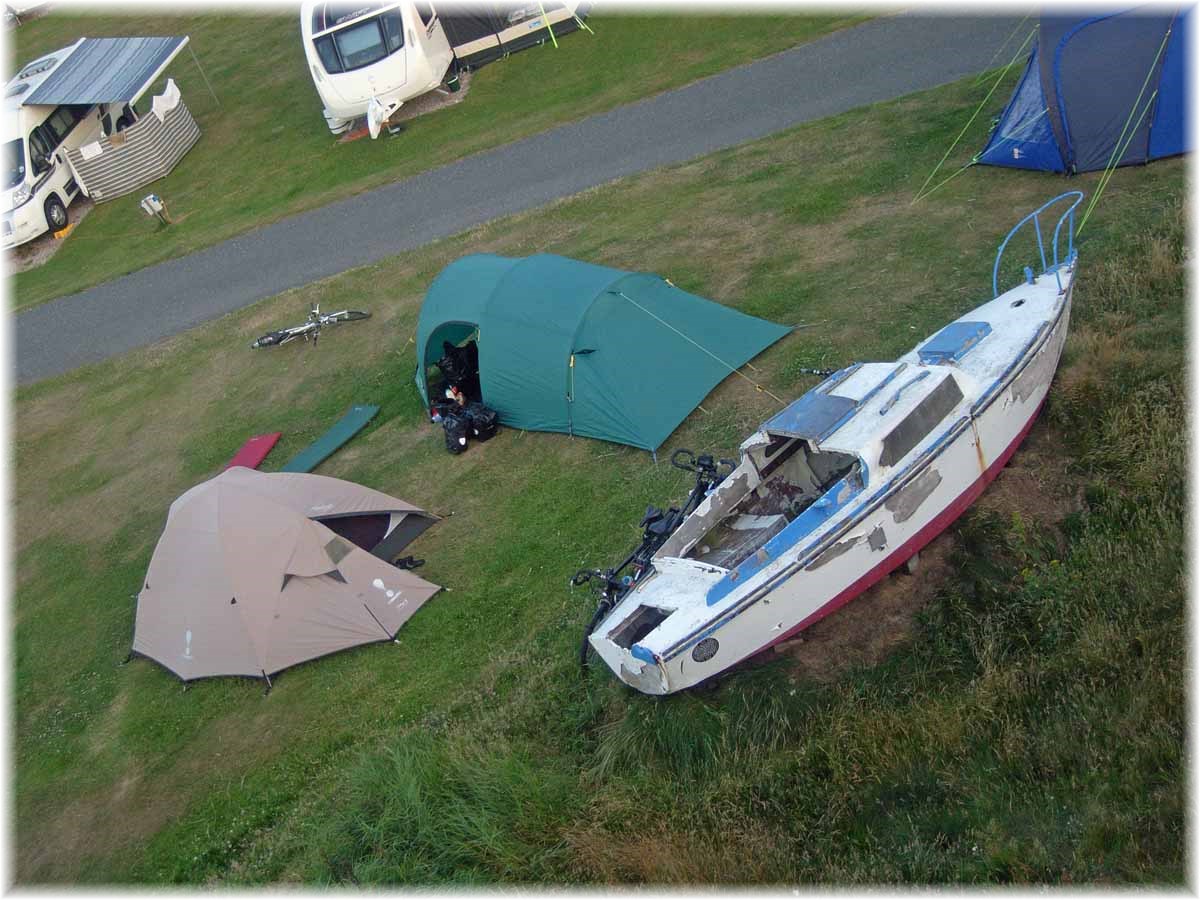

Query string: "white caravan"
[[3, 43, 135, 249], [300, 1, 454, 135]]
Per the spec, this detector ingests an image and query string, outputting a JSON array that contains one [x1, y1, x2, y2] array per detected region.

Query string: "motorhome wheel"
[[44, 195, 67, 231]]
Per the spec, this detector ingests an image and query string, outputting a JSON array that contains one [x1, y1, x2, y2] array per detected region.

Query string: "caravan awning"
[[24, 36, 189, 106]]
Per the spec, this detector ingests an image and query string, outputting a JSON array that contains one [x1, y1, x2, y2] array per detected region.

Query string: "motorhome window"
[[28, 129, 52, 174], [43, 106, 88, 147], [414, 2, 434, 26], [879, 375, 964, 467], [4, 140, 25, 190], [314, 35, 343, 73]]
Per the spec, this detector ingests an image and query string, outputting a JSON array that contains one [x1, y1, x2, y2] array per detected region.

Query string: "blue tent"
[[979, 9, 1188, 173], [415, 254, 791, 452]]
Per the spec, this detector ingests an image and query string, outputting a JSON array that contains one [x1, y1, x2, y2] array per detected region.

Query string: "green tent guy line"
[[415, 254, 792, 452]]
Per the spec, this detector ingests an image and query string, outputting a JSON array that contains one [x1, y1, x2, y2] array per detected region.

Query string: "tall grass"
[[311, 733, 579, 884]]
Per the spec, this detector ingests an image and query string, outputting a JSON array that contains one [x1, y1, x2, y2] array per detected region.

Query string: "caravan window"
[[314, 35, 343, 73], [5, 140, 25, 190], [330, 9, 404, 71], [380, 7, 404, 51]]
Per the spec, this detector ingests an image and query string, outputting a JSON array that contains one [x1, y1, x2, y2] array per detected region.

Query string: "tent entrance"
[[423, 321, 481, 408]]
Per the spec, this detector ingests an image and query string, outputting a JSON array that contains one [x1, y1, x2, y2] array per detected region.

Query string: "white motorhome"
[[300, 1, 455, 135], [3, 43, 135, 249]]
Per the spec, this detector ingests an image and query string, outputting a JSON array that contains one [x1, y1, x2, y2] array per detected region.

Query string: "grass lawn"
[[13, 68, 1185, 884], [10, 10, 867, 309]]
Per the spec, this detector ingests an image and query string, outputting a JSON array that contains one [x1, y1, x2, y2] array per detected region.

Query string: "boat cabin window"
[[682, 440, 859, 570], [313, 5, 405, 74], [879, 374, 964, 467]]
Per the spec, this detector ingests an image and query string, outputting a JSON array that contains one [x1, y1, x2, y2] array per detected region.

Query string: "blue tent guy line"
[[415, 253, 793, 452], [978, 8, 1189, 174]]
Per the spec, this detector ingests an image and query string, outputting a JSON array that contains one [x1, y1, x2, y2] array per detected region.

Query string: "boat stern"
[[587, 557, 725, 695]]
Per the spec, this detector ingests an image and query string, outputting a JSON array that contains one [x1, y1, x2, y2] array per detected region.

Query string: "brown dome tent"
[[131, 467, 441, 685]]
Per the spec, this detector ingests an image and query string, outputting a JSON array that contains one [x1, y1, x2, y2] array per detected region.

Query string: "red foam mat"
[[225, 432, 283, 470]]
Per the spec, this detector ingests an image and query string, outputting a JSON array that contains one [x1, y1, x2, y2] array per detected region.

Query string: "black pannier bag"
[[464, 401, 499, 441], [442, 413, 470, 454]]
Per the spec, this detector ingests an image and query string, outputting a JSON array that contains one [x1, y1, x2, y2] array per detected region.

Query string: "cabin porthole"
[[692, 638, 719, 663], [1011, 298, 1026, 307]]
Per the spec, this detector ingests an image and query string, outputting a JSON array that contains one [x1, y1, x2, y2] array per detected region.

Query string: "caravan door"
[[415, 3, 453, 81]]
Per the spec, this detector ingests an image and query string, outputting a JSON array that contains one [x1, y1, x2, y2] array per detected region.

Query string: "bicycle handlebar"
[[670, 448, 697, 471]]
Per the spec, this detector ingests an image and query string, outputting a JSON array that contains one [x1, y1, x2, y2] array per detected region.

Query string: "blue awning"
[[24, 36, 189, 106]]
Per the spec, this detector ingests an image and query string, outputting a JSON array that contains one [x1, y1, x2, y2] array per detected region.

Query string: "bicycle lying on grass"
[[251, 305, 370, 348], [571, 449, 735, 672]]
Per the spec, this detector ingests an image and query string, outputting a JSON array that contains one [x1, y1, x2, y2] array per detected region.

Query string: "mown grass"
[[10, 10, 866, 308], [12, 67, 1185, 885]]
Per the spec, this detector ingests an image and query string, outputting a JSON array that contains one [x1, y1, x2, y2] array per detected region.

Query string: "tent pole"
[[362, 604, 392, 639], [188, 43, 220, 106]]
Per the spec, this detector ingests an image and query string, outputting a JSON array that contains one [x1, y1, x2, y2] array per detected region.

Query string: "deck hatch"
[[918, 321, 993, 365], [608, 605, 671, 650], [761, 391, 858, 441]]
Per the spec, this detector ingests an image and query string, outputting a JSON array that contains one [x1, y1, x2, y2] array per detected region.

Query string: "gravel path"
[[15, 12, 1025, 385]]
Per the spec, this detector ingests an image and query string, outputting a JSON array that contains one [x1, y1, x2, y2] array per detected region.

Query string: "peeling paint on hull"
[[885, 467, 942, 523]]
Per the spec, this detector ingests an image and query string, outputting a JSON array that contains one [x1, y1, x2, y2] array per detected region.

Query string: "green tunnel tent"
[[415, 254, 792, 452]]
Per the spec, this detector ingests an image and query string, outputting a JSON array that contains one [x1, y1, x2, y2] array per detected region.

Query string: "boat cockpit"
[[655, 433, 861, 574]]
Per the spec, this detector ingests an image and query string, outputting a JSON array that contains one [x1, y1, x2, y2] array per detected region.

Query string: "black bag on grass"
[[464, 402, 499, 441], [443, 413, 470, 454]]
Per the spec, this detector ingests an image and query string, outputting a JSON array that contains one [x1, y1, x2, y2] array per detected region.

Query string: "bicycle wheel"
[[327, 310, 371, 323], [579, 600, 613, 673]]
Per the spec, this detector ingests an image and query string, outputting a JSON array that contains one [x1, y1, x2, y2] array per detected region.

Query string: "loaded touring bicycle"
[[579, 193, 1084, 695]]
